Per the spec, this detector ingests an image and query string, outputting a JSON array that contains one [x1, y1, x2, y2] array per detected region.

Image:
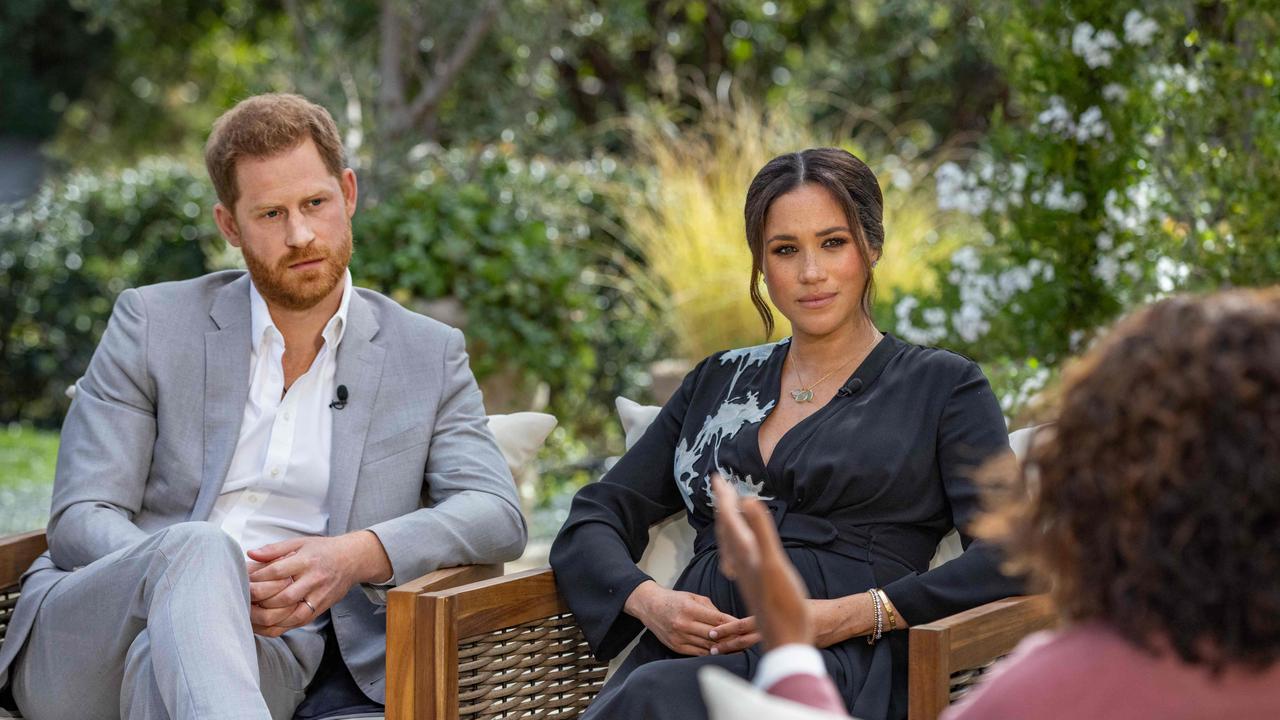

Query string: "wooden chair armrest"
[[388, 564, 505, 596], [908, 594, 1055, 720], [386, 567, 587, 720], [0, 530, 48, 588]]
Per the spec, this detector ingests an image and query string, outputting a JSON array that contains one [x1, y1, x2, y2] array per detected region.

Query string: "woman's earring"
[[871, 260, 879, 269]]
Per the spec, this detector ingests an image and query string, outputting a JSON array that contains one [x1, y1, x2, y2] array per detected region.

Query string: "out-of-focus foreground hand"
[[711, 473, 813, 651]]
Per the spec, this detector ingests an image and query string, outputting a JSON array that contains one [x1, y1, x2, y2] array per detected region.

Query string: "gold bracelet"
[[877, 589, 897, 632]]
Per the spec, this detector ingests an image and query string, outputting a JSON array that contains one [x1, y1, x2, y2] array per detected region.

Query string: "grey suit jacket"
[[0, 270, 527, 702]]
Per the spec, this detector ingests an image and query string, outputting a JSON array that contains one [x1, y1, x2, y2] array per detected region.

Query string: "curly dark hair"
[[980, 287, 1280, 671]]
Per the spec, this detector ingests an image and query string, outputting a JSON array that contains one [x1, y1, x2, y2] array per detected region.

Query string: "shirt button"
[[283, 411, 292, 422], [270, 467, 280, 478]]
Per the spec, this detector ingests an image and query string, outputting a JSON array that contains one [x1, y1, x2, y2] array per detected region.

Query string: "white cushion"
[[699, 666, 852, 720], [614, 397, 696, 590], [616, 396, 661, 451], [486, 412, 558, 476]]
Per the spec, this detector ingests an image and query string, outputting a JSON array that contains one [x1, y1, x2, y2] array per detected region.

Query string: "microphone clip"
[[329, 384, 349, 410]]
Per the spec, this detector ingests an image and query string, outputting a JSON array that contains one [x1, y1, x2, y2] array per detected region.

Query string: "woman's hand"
[[709, 595, 884, 652], [710, 474, 813, 652], [624, 580, 739, 656]]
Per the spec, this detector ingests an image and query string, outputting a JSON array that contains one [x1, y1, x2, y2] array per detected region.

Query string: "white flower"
[[1123, 10, 1159, 46], [1096, 232, 1114, 251], [1074, 106, 1110, 143], [952, 303, 990, 343], [1040, 180, 1086, 212], [1035, 96, 1074, 136], [1155, 256, 1190, 292], [951, 245, 983, 272], [935, 161, 993, 216], [1102, 83, 1129, 103], [1008, 163, 1029, 193], [1093, 255, 1121, 285], [894, 295, 949, 345], [922, 307, 948, 327], [1072, 23, 1121, 69]]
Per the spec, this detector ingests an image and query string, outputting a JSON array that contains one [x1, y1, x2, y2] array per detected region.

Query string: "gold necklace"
[[788, 335, 877, 403]]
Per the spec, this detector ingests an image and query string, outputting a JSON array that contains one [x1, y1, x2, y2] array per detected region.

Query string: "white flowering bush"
[[885, 2, 1280, 417]]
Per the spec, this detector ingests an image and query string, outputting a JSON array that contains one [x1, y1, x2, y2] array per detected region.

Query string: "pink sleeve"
[[765, 673, 848, 715]]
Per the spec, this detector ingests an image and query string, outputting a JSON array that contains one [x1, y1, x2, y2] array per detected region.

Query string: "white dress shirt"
[[209, 270, 352, 555]]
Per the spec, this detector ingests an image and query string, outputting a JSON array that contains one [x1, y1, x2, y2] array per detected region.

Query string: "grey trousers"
[[10, 522, 325, 720]]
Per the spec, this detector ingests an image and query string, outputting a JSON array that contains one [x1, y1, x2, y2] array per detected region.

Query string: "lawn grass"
[[0, 424, 58, 534]]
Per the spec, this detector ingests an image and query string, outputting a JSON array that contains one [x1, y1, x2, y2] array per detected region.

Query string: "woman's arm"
[[879, 360, 1026, 626], [549, 356, 719, 659]]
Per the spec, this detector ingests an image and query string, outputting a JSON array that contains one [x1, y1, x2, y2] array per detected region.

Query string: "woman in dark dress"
[[549, 148, 1023, 720]]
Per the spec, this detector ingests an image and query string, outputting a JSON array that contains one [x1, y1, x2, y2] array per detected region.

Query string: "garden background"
[[3, 0, 1279, 545]]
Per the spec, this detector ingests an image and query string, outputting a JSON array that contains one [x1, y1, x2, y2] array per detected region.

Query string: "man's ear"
[[341, 168, 358, 218], [213, 202, 242, 247]]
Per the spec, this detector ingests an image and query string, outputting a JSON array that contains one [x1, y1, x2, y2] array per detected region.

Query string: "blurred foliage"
[[45, 0, 1005, 172], [14, 0, 1280, 454], [0, 425, 58, 533], [0, 0, 110, 139], [886, 1, 1280, 418], [352, 144, 662, 433], [0, 159, 220, 425]]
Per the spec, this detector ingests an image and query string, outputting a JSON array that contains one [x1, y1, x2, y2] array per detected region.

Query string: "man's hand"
[[711, 473, 813, 652], [623, 580, 739, 656], [246, 530, 392, 637]]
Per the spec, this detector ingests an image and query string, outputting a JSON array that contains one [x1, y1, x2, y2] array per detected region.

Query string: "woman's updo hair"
[[981, 287, 1280, 672], [743, 147, 885, 337]]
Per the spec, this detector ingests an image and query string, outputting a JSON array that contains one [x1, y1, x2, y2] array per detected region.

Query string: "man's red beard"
[[242, 227, 353, 311]]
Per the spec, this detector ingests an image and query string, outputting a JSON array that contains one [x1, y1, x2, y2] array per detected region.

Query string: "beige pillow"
[[486, 412, 558, 476], [699, 666, 852, 720], [614, 397, 696, 590]]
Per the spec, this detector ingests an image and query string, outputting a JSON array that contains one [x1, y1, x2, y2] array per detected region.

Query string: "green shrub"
[[0, 424, 59, 533], [0, 159, 220, 425], [351, 144, 662, 437], [886, 2, 1280, 417]]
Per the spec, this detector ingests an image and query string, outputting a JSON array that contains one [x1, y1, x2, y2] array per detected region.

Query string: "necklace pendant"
[[790, 388, 814, 403]]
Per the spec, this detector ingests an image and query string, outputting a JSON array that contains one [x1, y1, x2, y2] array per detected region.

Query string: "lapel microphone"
[[329, 384, 349, 410], [836, 378, 864, 398]]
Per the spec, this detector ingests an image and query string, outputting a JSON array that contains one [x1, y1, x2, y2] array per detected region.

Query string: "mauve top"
[[551, 334, 1024, 719], [945, 623, 1280, 720]]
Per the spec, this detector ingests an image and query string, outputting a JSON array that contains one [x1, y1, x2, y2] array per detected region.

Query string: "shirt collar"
[[249, 268, 353, 351]]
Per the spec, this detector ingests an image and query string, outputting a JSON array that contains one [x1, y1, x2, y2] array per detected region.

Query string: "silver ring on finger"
[[303, 598, 317, 614]]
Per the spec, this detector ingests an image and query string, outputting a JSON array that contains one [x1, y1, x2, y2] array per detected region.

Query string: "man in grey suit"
[[0, 93, 527, 719]]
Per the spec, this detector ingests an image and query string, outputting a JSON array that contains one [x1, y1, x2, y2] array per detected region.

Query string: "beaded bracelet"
[[866, 588, 884, 645]]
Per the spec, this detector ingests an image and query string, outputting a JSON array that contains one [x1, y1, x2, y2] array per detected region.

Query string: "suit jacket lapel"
[[327, 291, 385, 535], [191, 275, 252, 521]]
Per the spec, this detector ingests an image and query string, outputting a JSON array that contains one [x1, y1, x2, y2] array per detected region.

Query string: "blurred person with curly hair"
[[947, 287, 1280, 720]]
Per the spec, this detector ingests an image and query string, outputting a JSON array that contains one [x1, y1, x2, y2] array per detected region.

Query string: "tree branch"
[[378, 0, 408, 132], [283, 0, 312, 62], [407, 0, 503, 127]]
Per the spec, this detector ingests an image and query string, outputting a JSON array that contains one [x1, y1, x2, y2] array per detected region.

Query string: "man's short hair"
[[204, 93, 345, 210]]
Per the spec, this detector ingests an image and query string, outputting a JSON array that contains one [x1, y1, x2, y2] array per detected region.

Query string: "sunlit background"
[[3, 1, 1279, 548]]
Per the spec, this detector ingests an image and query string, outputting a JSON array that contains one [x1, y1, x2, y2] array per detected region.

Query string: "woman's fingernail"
[[710, 647, 719, 655], [709, 629, 718, 639]]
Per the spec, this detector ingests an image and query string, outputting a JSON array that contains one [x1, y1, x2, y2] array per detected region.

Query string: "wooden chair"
[[0, 529, 502, 720], [0, 531, 1054, 720], [388, 567, 1054, 720]]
